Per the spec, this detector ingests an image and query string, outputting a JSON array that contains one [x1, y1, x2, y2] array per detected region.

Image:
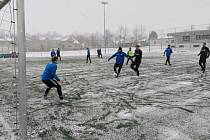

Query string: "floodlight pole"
[[16, 0, 27, 139], [161, 29, 163, 52], [148, 31, 150, 52], [190, 25, 193, 49], [174, 27, 176, 48], [12, 0, 17, 78], [101, 1, 108, 55]]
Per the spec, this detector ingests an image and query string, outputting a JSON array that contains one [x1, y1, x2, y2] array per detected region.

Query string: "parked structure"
[[167, 30, 210, 48], [149, 38, 175, 47]]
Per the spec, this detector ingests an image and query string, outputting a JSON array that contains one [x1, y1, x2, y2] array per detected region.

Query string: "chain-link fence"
[[0, 1, 19, 139]]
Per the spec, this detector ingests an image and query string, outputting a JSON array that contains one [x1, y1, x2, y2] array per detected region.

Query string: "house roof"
[[0, 0, 10, 10], [167, 30, 210, 36]]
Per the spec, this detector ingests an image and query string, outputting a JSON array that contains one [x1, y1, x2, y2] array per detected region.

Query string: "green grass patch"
[[59, 126, 75, 140], [116, 120, 141, 129]]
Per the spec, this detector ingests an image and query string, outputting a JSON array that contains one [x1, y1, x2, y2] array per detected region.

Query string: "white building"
[[167, 30, 210, 47]]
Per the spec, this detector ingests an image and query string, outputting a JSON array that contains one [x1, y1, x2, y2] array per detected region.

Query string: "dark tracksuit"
[[57, 49, 61, 61], [164, 47, 173, 65], [97, 49, 100, 58], [130, 48, 142, 76], [198, 46, 210, 72], [42, 62, 63, 100], [86, 48, 91, 63], [99, 48, 102, 58], [108, 51, 128, 77]]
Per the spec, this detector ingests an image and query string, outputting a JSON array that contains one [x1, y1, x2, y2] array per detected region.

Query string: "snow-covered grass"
[[1, 46, 210, 139]]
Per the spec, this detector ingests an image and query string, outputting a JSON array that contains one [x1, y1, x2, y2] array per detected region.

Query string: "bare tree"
[[94, 32, 103, 48], [132, 25, 146, 42], [123, 26, 129, 42], [149, 31, 158, 40], [118, 26, 123, 44], [117, 25, 129, 46], [105, 29, 114, 47]]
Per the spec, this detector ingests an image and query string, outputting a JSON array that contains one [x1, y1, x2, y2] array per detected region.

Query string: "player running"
[[130, 45, 142, 76], [126, 47, 134, 65], [163, 45, 173, 66], [198, 42, 210, 73], [108, 47, 128, 78], [86, 48, 91, 63]]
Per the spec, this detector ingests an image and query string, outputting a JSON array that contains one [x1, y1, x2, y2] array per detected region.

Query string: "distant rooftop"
[[167, 29, 210, 36]]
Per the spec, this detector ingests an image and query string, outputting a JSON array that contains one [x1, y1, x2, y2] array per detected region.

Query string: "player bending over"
[[42, 56, 64, 100]]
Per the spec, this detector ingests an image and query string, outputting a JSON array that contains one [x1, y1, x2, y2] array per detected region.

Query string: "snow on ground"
[[1, 47, 210, 139]]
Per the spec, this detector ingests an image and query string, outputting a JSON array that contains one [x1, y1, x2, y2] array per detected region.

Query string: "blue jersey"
[[164, 48, 173, 57], [109, 51, 127, 64], [42, 62, 60, 81], [51, 50, 56, 57]]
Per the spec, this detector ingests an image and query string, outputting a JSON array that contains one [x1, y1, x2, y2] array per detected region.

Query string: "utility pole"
[[16, 0, 27, 139], [101, 1, 108, 55]]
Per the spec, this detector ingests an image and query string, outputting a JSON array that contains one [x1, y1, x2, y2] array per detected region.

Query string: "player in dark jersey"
[[57, 48, 61, 61], [130, 45, 142, 76], [198, 42, 210, 73]]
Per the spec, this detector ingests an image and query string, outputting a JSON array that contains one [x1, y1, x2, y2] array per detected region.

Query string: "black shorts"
[[42, 79, 60, 88], [114, 63, 123, 67], [199, 59, 206, 63]]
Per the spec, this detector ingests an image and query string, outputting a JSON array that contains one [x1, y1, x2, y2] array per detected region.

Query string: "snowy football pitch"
[[0, 48, 210, 139]]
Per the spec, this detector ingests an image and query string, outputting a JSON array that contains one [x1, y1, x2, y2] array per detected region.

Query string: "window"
[[171, 40, 175, 43], [183, 36, 190, 42], [196, 35, 201, 40], [196, 34, 210, 40]]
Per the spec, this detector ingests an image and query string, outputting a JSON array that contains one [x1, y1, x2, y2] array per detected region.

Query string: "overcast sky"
[[25, 0, 210, 35]]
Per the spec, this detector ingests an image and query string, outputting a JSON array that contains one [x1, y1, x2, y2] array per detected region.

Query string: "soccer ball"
[[113, 73, 117, 77]]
